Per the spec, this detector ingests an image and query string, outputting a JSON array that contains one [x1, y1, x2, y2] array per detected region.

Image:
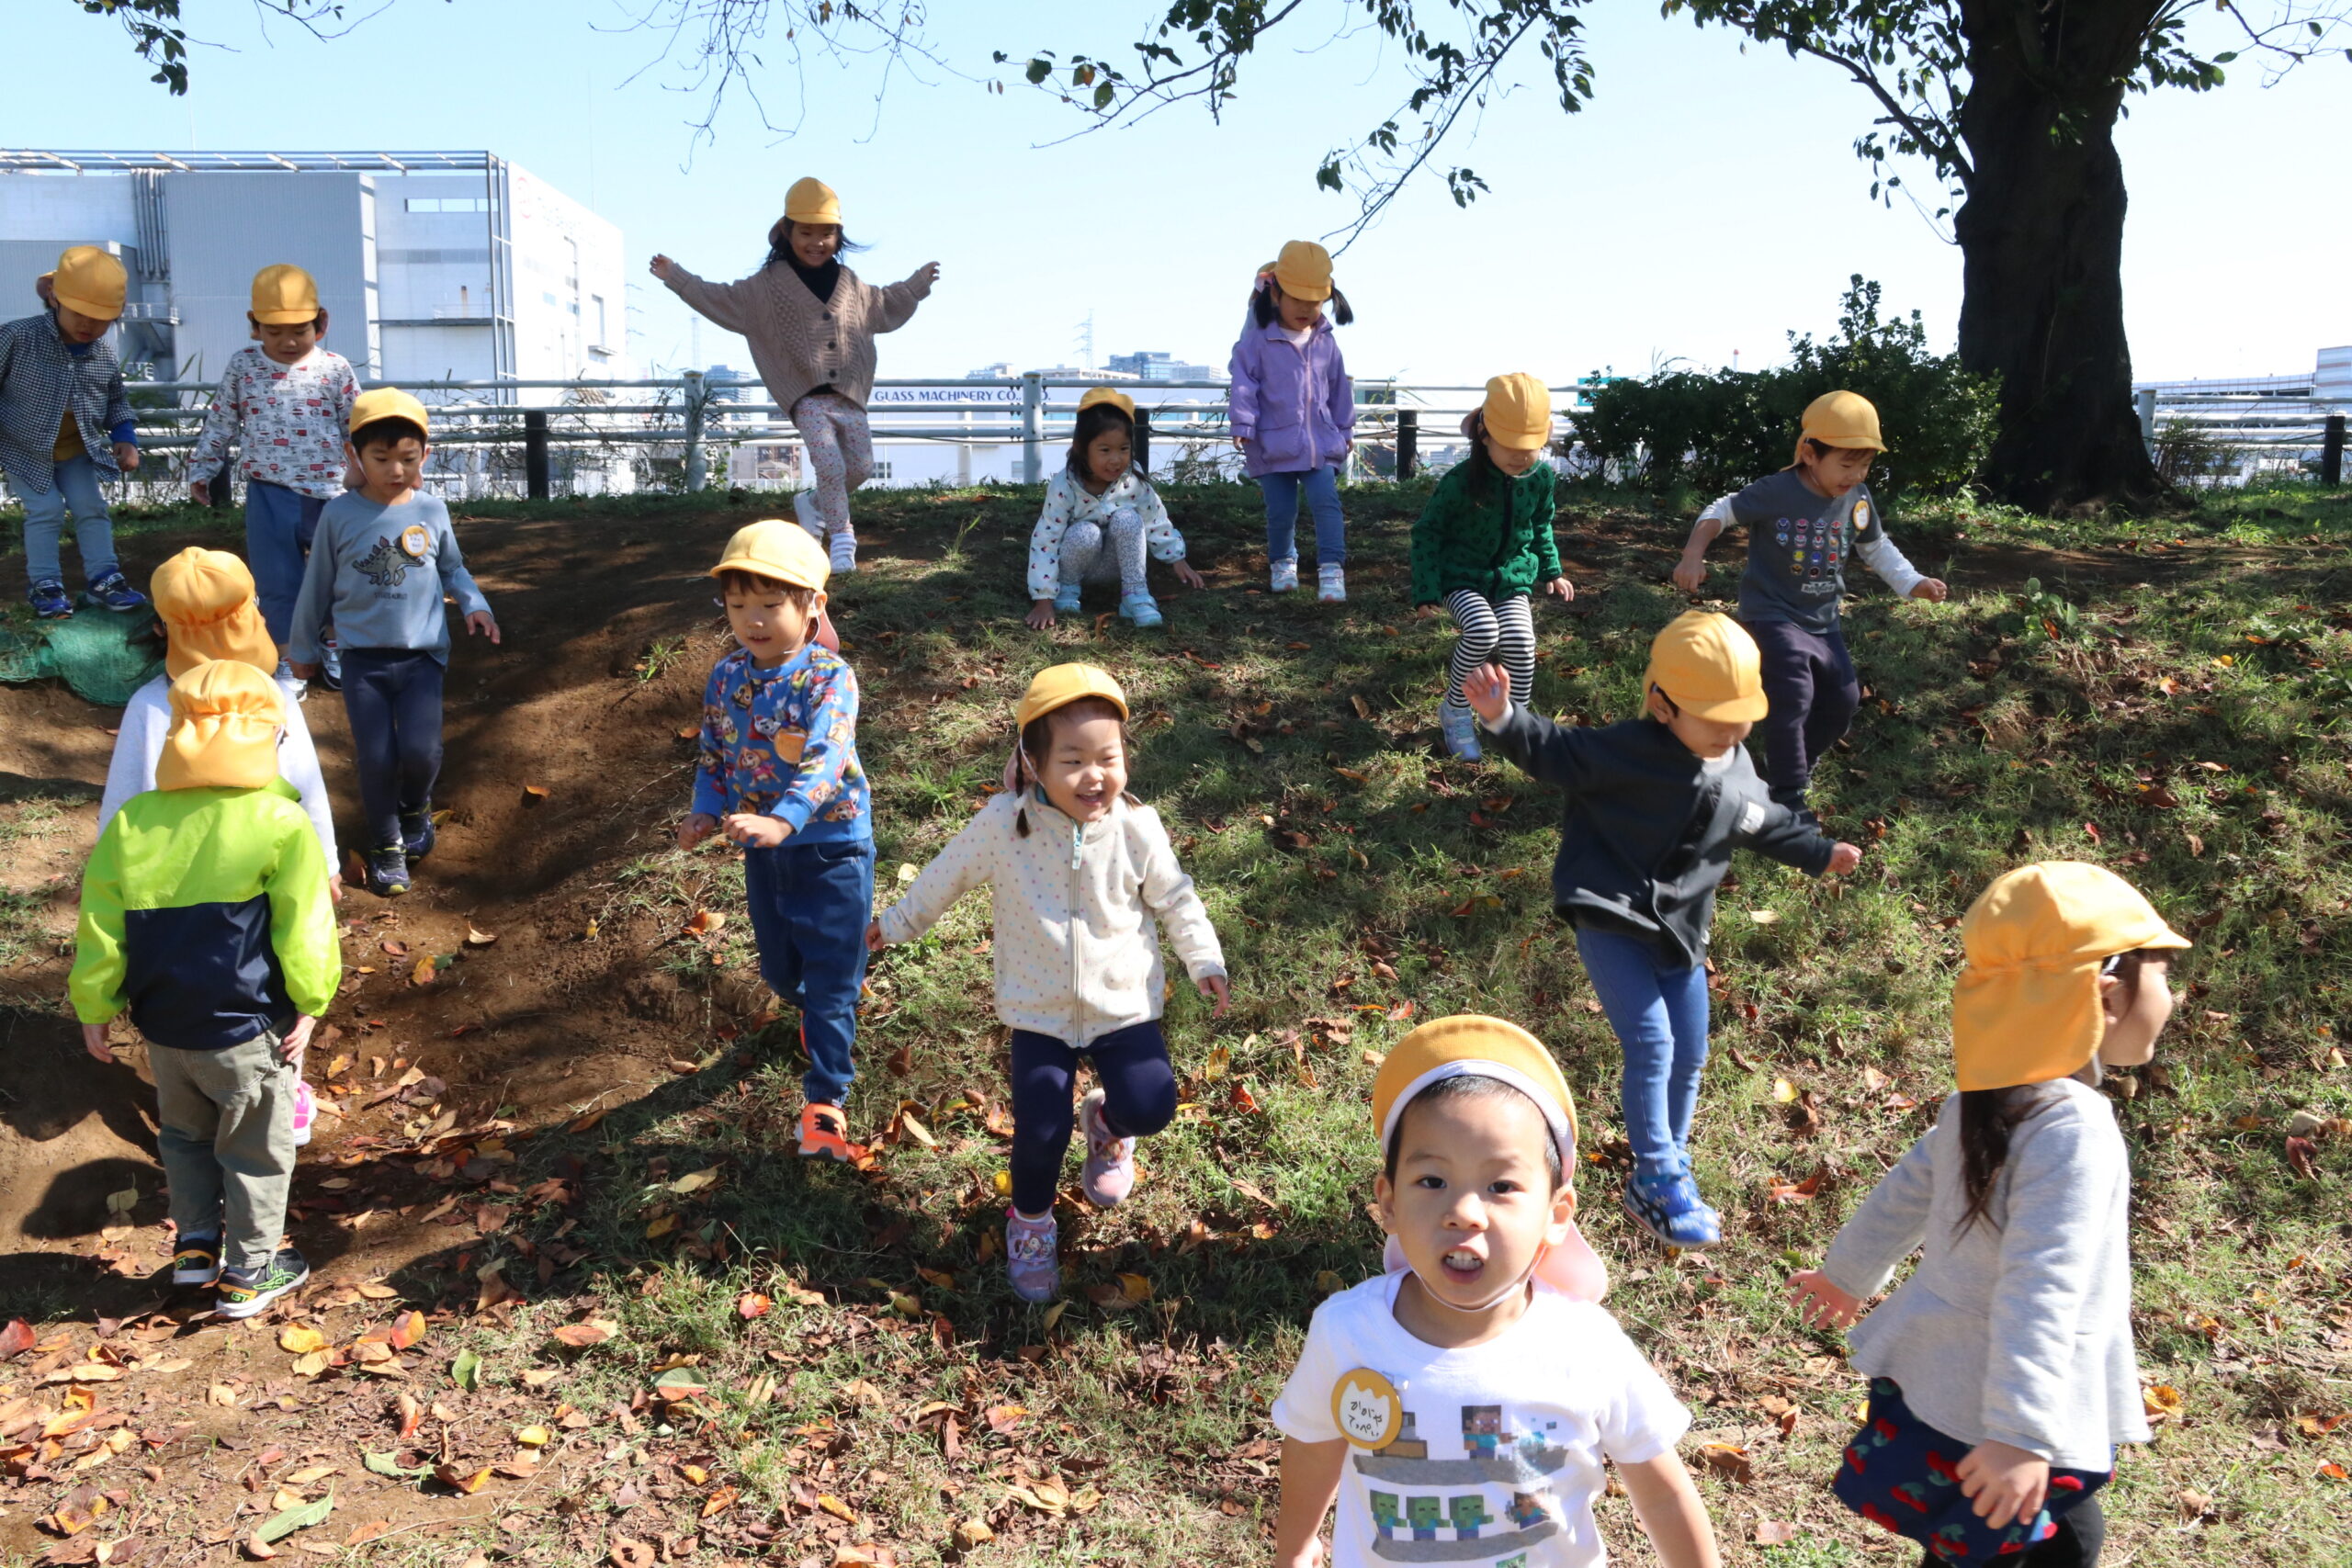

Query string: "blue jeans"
[[1258, 466, 1346, 568], [245, 481, 327, 646], [1576, 924, 1711, 1176], [339, 648, 445, 851], [742, 838, 874, 1106], [1007, 1019, 1177, 1215], [1746, 618, 1860, 806], [17, 455, 119, 588]]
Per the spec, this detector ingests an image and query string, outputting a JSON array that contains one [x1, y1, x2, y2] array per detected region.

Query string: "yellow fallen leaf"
[[816, 1494, 857, 1523], [1749, 908, 1781, 925], [514, 1427, 550, 1447], [645, 1213, 678, 1239], [1770, 1077, 1799, 1104], [1202, 1043, 1230, 1080], [411, 954, 438, 987], [289, 1350, 332, 1379], [278, 1325, 329, 1355], [1118, 1272, 1153, 1303], [897, 1108, 936, 1148]]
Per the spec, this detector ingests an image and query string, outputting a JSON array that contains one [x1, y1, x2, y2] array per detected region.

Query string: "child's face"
[[255, 315, 323, 366], [1645, 686, 1752, 760], [1085, 428, 1132, 489], [1029, 708, 1127, 823], [726, 581, 823, 667], [1485, 434, 1540, 477], [350, 435, 428, 497], [1374, 1089, 1573, 1316], [2095, 955, 2177, 1067], [1272, 285, 1324, 333], [789, 222, 842, 269], [55, 304, 113, 345], [1798, 444, 1876, 498]]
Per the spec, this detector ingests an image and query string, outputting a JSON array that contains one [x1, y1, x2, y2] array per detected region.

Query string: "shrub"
[[1567, 276, 1998, 504]]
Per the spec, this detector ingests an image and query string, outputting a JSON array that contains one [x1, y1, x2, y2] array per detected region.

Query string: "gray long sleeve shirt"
[[288, 491, 490, 665], [1820, 1077, 2150, 1471]]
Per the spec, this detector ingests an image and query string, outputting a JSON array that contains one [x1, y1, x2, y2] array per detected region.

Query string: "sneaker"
[[1269, 558, 1299, 593], [319, 636, 343, 693], [1117, 592, 1163, 630], [1441, 700, 1483, 761], [797, 1101, 864, 1163], [1053, 581, 1084, 615], [1622, 1169, 1723, 1249], [793, 491, 826, 541], [85, 570, 148, 614], [290, 1078, 314, 1148], [364, 844, 411, 898], [28, 580, 72, 620], [215, 1247, 311, 1320], [1077, 1088, 1137, 1207], [401, 807, 436, 863], [273, 660, 310, 704], [1317, 564, 1347, 604], [828, 533, 858, 575], [171, 1235, 222, 1288], [1004, 1209, 1059, 1303]]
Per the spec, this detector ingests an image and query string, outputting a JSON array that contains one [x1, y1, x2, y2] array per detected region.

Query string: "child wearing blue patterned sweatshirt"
[[679, 520, 873, 1162]]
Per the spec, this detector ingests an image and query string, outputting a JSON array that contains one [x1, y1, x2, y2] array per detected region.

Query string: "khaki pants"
[[150, 1031, 297, 1274]]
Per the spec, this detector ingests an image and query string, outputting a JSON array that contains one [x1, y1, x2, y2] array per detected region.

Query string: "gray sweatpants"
[[1057, 508, 1149, 597], [150, 1030, 297, 1274]]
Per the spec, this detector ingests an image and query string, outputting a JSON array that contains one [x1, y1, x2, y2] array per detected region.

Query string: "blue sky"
[[4, 1, 2344, 388]]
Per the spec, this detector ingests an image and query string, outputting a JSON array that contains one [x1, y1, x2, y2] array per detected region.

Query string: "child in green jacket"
[[1411, 375, 1574, 760], [71, 659, 340, 1318]]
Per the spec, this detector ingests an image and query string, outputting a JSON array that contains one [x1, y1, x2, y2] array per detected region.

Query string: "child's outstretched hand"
[[1197, 973, 1230, 1018], [1670, 556, 1708, 594], [865, 919, 888, 953], [723, 813, 790, 849], [1909, 578, 1950, 603], [1826, 841, 1863, 875], [648, 254, 678, 281], [1956, 1440, 2049, 1530], [1025, 599, 1058, 631], [1173, 560, 1206, 591], [1462, 663, 1511, 726], [466, 610, 502, 645], [1543, 575, 1575, 602], [678, 812, 719, 851], [1785, 1269, 1862, 1329]]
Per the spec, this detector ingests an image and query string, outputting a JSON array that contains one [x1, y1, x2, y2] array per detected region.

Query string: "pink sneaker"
[[1077, 1088, 1136, 1207], [291, 1077, 315, 1147], [1004, 1209, 1059, 1303]]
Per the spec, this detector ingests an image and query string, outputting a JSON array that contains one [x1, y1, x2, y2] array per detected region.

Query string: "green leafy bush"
[[1568, 276, 1998, 503]]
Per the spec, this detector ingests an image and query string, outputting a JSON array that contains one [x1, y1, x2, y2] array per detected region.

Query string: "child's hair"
[[1065, 402, 1148, 484], [1798, 437, 1870, 467], [1248, 278, 1355, 329], [764, 220, 870, 270], [1458, 409, 1502, 502], [1382, 1074, 1564, 1192], [351, 416, 426, 452], [717, 569, 820, 639], [1011, 696, 1136, 837], [1953, 947, 2166, 1235]]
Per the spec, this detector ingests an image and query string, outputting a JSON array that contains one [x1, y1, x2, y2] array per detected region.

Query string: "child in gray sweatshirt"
[[1787, 862, 2189, 1567]]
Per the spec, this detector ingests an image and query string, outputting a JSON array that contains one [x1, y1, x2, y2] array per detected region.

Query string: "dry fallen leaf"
[[684, 908, 726, 938], [2143, 1383, 2186, 1423], [1754, 1519, 1801, 1545], [736, 1291, 773, 1320], [464, 925, 498, 946], [277, 1325, 328, 1355], [1699, 1442, 1753, 1483]]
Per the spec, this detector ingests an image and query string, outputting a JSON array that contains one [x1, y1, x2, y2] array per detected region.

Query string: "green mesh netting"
[[0, 611, 165, 706]]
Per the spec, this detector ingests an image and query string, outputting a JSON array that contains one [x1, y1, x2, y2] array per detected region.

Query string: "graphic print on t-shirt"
[[356, 534, 413, 590], [1353, 1403, 1569, 1562]]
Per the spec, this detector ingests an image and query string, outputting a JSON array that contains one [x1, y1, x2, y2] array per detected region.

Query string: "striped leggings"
[[1444, 590, 1536, 708]]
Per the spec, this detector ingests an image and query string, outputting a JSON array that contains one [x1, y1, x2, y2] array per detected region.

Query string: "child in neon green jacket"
[[70, 659, 340, 1319]]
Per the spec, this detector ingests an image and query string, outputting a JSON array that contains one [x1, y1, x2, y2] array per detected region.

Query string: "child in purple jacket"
[[1227, 242, 1355, 603]]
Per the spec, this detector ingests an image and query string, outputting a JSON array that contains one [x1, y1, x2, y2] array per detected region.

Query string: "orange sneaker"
[[797, 1102, 864, 1162]]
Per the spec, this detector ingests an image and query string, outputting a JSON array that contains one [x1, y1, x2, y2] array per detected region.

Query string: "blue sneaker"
[[1118, 592, 1163, 629], [1623, 1169, 1722, 1249], [365, 844, 411, 898], [85, 570, 148, 614], [401, 807, 436, 863], [28, 580, 72, 620], [1053, 581, 1083, 615], [1441, 700, 1482, 761]]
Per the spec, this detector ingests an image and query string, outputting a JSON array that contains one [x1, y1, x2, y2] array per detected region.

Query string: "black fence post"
[[2324, 414, 2346, 487], [1133, 406, 1151, 477], [1396, 409, 1419, 480], [524, 410, 550, 501]]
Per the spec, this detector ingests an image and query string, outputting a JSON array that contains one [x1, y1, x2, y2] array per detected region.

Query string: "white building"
[[0, 150, 628, 393]]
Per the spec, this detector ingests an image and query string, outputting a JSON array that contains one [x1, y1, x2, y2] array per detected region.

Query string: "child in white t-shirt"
[[1271, 1015, 1719, 1568]]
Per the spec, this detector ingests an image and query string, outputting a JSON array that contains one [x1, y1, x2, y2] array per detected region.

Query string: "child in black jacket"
[[1464, 610, 1862, 1248]]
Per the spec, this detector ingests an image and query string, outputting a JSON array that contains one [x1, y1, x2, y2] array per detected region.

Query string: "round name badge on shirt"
[[1853, 502, 1870, 528], [400, 524, 431, 560], [1332, 1367, 1404, 1450]]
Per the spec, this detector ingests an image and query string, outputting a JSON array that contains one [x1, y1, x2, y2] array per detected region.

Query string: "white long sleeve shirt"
[[99, 674, 338, 867]]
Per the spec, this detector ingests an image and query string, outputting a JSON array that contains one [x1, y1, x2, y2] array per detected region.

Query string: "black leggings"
[[1008, 1020, 1176, 1214]]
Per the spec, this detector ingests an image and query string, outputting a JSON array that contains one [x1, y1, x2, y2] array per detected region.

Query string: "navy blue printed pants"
[[339, 648, 445, 852], [742, 839, 873, 1107], [1008, 1020, 1177, 1215], [1745, 618, 1860, 806]]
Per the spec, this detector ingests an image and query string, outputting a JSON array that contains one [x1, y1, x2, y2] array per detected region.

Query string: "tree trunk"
[[1953, 10, 2164, 511]]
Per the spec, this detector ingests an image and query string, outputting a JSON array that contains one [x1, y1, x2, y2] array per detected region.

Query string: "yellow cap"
[[1951, 862, 2190, 1092], [1270, 240, 1334, 303], [153, 548, 277, 680], [1014, 663, 1128, 731], [44, 246, 127, 321], [709, 519, 831, 592], [1643, 610, 1768, 723], [784, 176, 842, 226], [1795, 389, 1884, 467], [157, 659, 286, 793], [349, 387, 430, 438], [1481, 374, 1553, 451], [1373, 1014, 1605, 1303], [250, 264, 322, 325], [1077, 386, 1136, 420]]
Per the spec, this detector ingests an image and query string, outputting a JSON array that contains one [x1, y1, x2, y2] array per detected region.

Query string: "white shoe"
[[1270, 558, 1299, 593], [793, 491, 826, 541], [1317, 564, 1347, 603], [828, 533, 857, 574]]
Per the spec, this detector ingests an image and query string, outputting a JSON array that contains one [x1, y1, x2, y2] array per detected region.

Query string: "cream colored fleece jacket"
[[661, 260, 931, 412], [877, 792, 1226, 1047]]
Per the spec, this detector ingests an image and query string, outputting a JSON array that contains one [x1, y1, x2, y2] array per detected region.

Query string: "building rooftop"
[[0, 151, 498, 174]]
